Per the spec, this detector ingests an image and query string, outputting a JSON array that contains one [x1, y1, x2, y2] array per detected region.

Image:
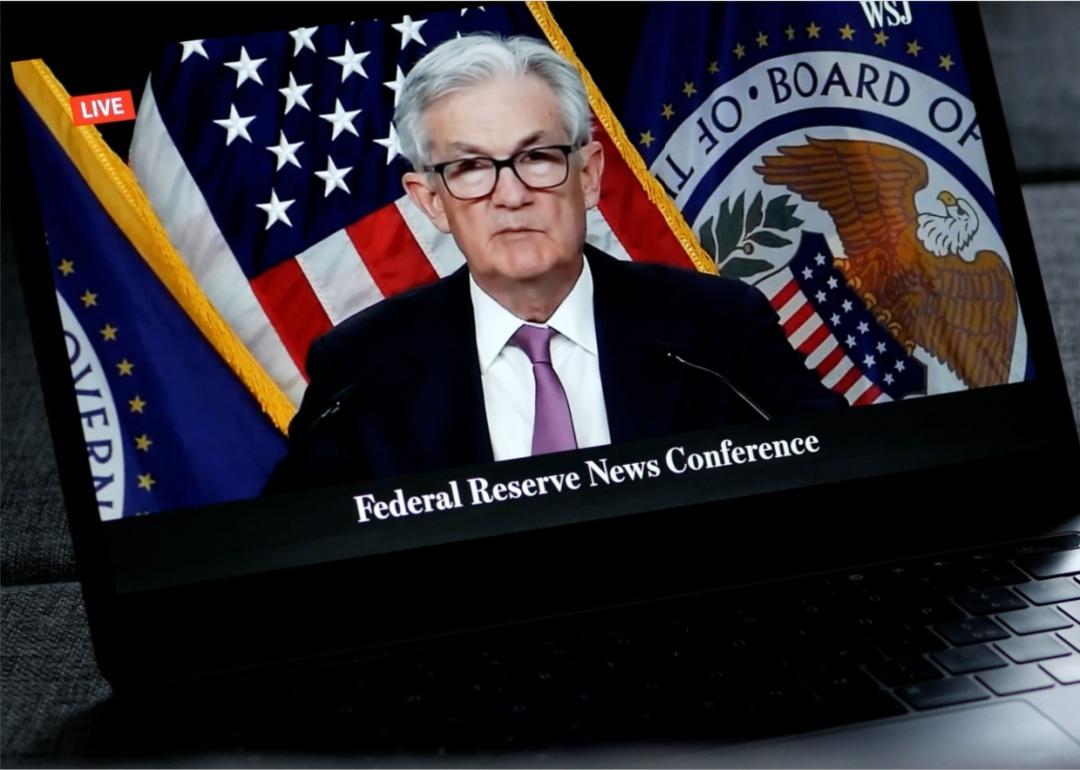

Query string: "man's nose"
[[490, 164, 530, 206]]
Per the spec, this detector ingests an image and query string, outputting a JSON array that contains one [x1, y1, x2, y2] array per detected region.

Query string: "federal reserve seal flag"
[[619, 1, 1029, 404]]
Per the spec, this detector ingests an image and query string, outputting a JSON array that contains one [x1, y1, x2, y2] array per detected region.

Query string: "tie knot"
[[511, 324, 556, 364]]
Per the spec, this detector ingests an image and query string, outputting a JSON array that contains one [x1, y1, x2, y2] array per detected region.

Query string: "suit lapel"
[[588, 247, 688, 444], [405, 248, 692, 466], [407, 267, 495, 468]]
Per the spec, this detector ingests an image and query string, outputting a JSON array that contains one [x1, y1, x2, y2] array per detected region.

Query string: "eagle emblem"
[[754, 137, 1018, 389]]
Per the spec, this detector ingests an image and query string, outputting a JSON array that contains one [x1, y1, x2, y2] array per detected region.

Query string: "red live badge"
[[70, 90, 136, 126]]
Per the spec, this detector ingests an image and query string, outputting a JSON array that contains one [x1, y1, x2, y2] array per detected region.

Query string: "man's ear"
[[578, 141, 604, 209], [402, 171, 451, 233]]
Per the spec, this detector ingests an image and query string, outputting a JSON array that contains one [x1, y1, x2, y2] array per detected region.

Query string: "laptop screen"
[[7, 2, 1077, 608]]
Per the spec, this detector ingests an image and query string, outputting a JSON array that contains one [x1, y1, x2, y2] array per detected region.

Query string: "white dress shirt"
[[470, 258, 612, 461]]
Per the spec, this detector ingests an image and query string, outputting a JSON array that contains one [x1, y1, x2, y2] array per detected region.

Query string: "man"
[[264, 34, 844, 493]]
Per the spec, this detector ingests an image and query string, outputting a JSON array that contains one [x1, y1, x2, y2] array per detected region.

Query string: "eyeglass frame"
[[423, 144, 583, 201]]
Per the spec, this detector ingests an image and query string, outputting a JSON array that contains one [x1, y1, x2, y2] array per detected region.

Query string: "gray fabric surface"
[[1024, 183, 1080, 429], [1, 225, 76, 586], [982, 3, 1080, 175], [0, 583, 112, 764]]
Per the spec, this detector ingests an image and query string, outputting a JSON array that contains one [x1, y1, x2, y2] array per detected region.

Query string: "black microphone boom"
[[298, 382, 368, 439], [654, 341, 772, 422]]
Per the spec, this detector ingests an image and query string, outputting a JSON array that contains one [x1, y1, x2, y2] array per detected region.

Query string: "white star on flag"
[[289, 26, 318, 56], [180, 40, 208, 63], [845, 335, 857, 348], [863, 354, 876, 368], [224, 46, 267, 88], [857, 321, 869, 334], [256, 190, 295, 230], [375, 123, 403, 164], [830, 313, 841, 326], [392, 15, 429, 50], [315, 157, 353, 197], [814, 253, 826, 266], [461, 5, 486, 15], [842, 299, 853, 312], [827, 276, 839, 289], [266, 131, 303, 170], [329, 41, 371, 82], [884, 373, 895, 385], [279, 73, 312, 114], [801, 267, 813, 280], [876, 341, 887, 353], [320, 98, 362, 140], [815, 290, 826, 303], [383, 66, 406, 107], [212, 104, 256, 145], [895, 360, 906, 372]]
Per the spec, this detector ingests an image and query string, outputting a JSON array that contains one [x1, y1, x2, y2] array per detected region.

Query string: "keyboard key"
[[837, 610, 905, 638], [935, 617, 1009, 645], [1060, 599, 1080, 624], [896, 677, 989, 710], [996, 634, 1072, 663], [1018, 549, 1080, 579], [1015, 577, 1080, 605], [800, 666, 881, 701], [932, 644, 1008, 675], [799, 665, 909, 724], [996, 607, 1073, 635], [965, 562, 1030, 589], [740, 677, 819, 718], [1059, 627, 1080, 653], [816, 638, 886, 666], [908, 559, 969, 594], [894, 596, 967, 627], [867, 656, 943, 687], [954, 588, 1027, 615], [1012, 535, 1080, 557], [977, 665, 1055, 695], [1040, 656, 1080, 684], [872, 627, 948, 658]]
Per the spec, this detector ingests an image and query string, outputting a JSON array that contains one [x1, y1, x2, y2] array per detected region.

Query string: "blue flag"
[[17, 93, 287, 518]]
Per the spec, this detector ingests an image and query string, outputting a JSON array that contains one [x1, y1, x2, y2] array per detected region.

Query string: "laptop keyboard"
[[189, 534, 1080, 756]]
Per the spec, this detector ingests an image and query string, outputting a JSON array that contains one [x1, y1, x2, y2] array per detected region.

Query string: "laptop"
[[4, 1, 1079, 765]]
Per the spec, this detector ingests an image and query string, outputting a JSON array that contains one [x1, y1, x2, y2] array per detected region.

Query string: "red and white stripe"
[[756, 268, 892, 407], [130, 82, 699, 402], [130, 80, 309, 405]]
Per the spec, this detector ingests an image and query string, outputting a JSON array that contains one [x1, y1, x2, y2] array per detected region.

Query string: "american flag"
[[129, 3, 700, 421], [755, 232, 926, 406]]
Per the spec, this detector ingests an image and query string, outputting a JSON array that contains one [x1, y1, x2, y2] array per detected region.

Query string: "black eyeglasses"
[[425, 144, 579, 200]]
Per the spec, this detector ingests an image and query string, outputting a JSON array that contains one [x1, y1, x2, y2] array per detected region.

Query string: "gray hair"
[[394, 33, 592, 171]]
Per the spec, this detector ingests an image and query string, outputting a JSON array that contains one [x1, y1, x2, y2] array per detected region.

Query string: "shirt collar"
[[470, 256, 598, 373]]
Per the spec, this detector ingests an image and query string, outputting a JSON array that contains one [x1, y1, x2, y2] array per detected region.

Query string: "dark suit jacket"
[[264, 246, 845, 492]]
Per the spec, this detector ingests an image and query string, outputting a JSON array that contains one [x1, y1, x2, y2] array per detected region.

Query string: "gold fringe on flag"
[[526, 2, 717, 275], [11, 59, 295, 433]]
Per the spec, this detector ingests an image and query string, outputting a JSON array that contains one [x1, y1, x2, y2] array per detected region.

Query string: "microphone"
[[653, 340, 772, 422], [296, 382, 367, 439], [264, 381, 368, 494]]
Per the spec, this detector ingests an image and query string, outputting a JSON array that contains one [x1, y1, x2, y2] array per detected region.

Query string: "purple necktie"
[[510, 325, 578, 455]]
